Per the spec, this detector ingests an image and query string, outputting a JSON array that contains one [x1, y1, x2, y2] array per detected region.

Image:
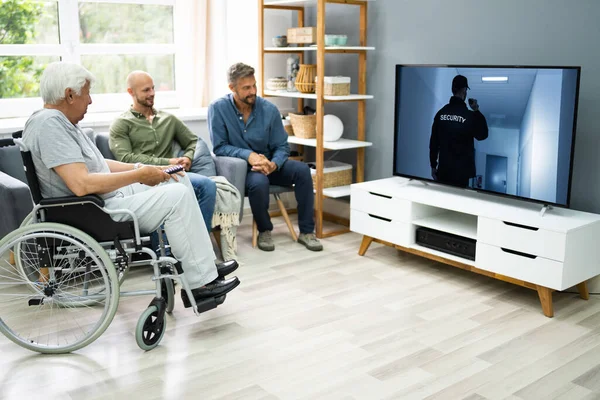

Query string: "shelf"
[[261, 0, 372, 238], [265, 0, 375, 6], [411, 244, 476, 266], [264, 89, 373, 101], [412, 212, 478, 239], [319, 185, 351, 198], [288, 136, 372, 149], [264, 46, 375, 52]]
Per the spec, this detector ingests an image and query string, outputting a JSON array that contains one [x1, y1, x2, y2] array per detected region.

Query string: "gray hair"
[[40, 61, 95, 105], [227, 63, 255, 85]]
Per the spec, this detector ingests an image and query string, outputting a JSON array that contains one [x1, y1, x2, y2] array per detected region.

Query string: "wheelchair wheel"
[[0, 223, 120, 354], [162, 278, 175, 314], [135, 305, 166, 351], [12, 211, 36, 285], [19, 211, 34, 228]]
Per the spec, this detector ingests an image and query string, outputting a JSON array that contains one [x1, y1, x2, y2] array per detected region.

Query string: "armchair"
[[0, 136, 33, 239]]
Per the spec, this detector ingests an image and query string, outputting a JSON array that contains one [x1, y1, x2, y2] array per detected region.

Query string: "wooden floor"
[[2, 215, 600, 400]]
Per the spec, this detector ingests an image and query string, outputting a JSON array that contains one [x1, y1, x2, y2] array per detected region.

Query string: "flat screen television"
[[393, 64, 581, 208]]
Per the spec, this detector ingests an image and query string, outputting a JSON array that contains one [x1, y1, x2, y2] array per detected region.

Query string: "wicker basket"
[[295, 64, 316, 93], [288, 113, 316, 138], [266, 77, 288, 91], [309, 160, 352, 189], [283, 119, 294, 136]]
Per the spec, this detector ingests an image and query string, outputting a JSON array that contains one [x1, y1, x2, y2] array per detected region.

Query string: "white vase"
[[323, 114, 344, 141]]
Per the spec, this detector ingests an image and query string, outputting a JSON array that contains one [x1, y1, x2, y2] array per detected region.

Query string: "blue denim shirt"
[[208, 94, 290, 170]]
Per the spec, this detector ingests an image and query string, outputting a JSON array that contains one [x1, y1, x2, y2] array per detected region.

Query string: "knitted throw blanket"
[[209, 176, 241, 261]]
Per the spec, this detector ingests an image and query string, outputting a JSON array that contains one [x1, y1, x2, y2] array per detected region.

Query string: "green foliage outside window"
[[0, 0, 47, 98]]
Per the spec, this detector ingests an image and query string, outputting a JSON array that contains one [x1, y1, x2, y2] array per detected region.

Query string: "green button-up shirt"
[[109, 108, 197, 165]]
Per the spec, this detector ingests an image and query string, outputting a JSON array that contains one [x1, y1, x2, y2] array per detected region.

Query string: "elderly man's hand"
[[139, 165, 171, 186]]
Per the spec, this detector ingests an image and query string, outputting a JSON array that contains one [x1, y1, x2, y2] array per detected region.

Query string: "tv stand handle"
[[369, 191, 392, 199], [501, 247, 537, 259], [368, 214, 392, 222], [503, 221, 539, 231]]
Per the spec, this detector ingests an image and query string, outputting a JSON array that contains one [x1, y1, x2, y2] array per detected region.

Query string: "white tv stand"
[[350, 177, 600, 317]]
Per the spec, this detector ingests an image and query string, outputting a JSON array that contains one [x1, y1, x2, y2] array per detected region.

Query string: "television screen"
[[393, 64, 581, 207]]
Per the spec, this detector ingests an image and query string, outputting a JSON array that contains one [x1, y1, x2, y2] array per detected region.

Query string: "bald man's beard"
[[136, 95, 154, 108]]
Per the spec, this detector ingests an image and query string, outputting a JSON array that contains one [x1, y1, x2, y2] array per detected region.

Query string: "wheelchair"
[[0, 135, 227, 354]]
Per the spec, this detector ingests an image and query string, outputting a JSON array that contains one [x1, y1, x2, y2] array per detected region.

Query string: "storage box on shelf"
[[324, 76, 351, 96], [350, 176, 600, 318], [287, 27, 316, 44], [308, 160, 352, 189]]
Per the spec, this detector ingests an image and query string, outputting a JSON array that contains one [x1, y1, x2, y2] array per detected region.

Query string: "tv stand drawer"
[[351, 187, 411, 221], [350, 210, 412, 246], [476, 243, 563, 289], [477, 217, 565, 261]]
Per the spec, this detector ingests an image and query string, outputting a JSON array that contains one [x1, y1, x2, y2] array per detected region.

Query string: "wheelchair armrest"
[[39, 194, 105, 208]]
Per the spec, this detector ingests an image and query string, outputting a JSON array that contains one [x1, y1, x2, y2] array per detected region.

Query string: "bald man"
[[109, 71, 217, 232]]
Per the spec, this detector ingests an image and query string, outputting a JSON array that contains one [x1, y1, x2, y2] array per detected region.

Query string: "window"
[[0, 0, 193, 118]]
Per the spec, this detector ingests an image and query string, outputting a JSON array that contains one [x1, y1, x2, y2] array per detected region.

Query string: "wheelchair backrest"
[[12, 130, 43, 205]]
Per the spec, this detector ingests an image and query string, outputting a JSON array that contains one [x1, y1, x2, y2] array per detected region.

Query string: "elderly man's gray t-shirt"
[[22, 109, 117, 199]]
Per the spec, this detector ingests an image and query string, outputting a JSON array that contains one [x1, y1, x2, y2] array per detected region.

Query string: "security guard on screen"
[[429, 74, 489, 187]]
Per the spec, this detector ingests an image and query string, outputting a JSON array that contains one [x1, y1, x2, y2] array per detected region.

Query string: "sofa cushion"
[[190, 138, 217, 177], [173, 138, 217, 177], [0, 144, 27, 184], [95, 132, 115, 160]]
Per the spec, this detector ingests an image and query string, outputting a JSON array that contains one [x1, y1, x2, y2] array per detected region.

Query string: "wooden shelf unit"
[[258, 0, 374, 238]]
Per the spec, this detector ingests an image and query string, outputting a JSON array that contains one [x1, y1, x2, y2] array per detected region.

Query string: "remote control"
[[165, 165, 184, 174]]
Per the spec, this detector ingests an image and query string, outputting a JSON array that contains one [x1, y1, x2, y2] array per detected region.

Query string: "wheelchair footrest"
[[195, 296, 224, 314]]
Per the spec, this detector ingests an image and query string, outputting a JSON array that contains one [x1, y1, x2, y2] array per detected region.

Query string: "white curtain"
[[190, 0, 259, 107]]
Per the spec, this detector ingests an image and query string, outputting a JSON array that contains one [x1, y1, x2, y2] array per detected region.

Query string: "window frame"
[[0, 0, 193, 119]]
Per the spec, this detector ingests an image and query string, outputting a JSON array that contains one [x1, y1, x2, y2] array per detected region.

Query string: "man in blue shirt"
[[208, 63, 322, 252]]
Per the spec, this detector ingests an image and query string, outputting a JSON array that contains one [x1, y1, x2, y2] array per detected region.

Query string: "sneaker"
[[258, 231, 275, 251], [298, 233, 323, 251]]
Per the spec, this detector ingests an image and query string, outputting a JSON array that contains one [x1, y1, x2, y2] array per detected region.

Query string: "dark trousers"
[[245, 160, 314, 234], [437, 169, 470, 188]]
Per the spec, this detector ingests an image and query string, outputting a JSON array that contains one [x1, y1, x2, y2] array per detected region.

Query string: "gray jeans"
[[105, 174, 218, 289]]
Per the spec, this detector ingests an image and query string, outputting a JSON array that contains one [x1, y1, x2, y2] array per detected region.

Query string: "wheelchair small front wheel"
[[161, 278, 175, 314], [135, 305, 166, 351]]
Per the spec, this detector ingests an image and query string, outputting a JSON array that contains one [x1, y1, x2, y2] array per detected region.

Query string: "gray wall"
[[321, 0, 600, 212]]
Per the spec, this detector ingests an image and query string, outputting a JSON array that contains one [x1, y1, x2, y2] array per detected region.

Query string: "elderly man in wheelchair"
[[0, 61, 240, 353]]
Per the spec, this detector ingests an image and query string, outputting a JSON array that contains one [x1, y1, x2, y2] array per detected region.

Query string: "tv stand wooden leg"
[[577, 281, 590, 300], [536, 286, 554, 317], [358, 236, 374, 256]]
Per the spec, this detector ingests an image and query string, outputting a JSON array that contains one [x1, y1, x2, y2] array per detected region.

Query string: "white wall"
[[474, 128, 519, 195], [354, 0, 600, 212]]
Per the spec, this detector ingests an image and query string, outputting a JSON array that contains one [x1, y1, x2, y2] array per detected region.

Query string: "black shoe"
[[217, 260, 238, 279], [181, 277, 240, 308]]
